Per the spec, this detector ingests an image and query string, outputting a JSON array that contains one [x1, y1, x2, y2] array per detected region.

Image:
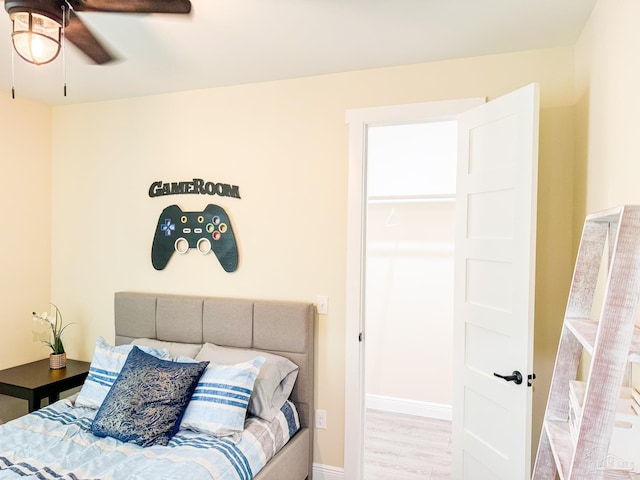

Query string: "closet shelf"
[[367, 193, 455, 204]]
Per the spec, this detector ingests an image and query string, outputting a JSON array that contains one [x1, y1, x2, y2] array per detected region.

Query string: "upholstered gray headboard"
[[113, 291, 315, 461]]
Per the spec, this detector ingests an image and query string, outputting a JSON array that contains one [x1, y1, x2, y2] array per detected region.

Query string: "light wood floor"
[[364, 409, 452, 479]]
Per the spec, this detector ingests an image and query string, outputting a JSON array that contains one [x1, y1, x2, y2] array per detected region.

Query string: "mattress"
[[0, 396, 300, 480]]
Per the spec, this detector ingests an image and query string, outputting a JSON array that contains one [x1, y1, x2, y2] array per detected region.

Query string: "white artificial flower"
[[30, 303, 73, 354]]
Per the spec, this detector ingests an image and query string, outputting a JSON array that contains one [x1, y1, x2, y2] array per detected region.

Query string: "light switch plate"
[[316, 295, 329, 315]]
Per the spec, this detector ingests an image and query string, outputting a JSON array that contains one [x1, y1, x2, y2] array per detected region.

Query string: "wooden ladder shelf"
[[533, 205, 640, 479]]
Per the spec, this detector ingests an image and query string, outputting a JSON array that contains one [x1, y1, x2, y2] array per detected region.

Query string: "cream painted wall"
[[0, 96, 52, 371], [50, 47, 576, 469], [574, 0, 640, 214], [365, 201, 454, 405]]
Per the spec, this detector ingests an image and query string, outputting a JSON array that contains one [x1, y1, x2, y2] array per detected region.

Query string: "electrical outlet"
[[316, 295, 329, 315], [315, 409, 327, 429]]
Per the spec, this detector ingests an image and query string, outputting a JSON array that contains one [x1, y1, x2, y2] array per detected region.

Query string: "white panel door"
[[452, 83, 539, 479]]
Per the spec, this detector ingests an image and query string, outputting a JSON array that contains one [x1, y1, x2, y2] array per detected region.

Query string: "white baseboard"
[[312, 463, 344, 480], [366, 393, 452, 420]]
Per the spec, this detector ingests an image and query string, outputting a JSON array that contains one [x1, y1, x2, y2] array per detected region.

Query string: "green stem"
[[49, 303, 65, 354]]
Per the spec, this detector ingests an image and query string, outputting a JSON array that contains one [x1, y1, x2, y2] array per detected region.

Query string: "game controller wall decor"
[[152, 204, 239, 272]]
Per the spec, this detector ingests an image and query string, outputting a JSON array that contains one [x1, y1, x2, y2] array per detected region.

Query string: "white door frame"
[[344, 98, 485, 479]]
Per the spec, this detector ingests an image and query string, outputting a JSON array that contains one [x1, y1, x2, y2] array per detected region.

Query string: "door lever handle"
[[493, 370, 523, 385]]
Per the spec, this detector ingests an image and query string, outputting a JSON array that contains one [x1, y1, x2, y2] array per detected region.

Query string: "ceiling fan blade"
[[71, 0, 191, 14], [64, 10, 115, 64]]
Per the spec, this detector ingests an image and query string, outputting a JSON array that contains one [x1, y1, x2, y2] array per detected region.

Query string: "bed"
[[0, 291, 315, 480]]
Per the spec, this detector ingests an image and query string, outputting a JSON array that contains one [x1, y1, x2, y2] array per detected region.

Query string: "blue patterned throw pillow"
[[91, 346, 208, 447], [179, 356, 265, 441]]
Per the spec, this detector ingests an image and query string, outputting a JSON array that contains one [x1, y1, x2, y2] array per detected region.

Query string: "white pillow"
[[195, 342, 298, 421], [131, 338, 203, 359], [75, 336, 172, 409]]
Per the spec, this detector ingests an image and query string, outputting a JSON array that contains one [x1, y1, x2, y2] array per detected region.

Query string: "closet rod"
[[367, 193, 455, 204]]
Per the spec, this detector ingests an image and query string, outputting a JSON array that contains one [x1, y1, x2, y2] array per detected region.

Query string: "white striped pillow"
[[75, 336, 172, 409], [179, 356, 265, 441]]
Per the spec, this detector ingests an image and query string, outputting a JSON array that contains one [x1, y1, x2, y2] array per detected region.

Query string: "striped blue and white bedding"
[[0, 397, 300, 480]]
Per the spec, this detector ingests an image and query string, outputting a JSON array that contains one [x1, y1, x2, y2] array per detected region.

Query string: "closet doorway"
[[363, 121, 457, 478], [365, 121, 457, 415], [345, 97, 484, 479]]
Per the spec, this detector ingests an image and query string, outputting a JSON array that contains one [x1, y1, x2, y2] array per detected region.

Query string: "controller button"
[[175, 238, 189, 254], [212, 216, 221, 225], [212, 231, 222, 241], [197, 215, 204, 224], [183, 228, 191, 234], [181, 215, 188, 224], [206, 223, 214, 233], [197, 238, 211, 254], [219, 223, 228, 234], [194, 228, 203, 234], [160, 219, 176, 237]]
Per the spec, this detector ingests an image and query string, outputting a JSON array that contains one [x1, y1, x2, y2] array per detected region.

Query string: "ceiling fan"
[[4, 0, 192, 65]]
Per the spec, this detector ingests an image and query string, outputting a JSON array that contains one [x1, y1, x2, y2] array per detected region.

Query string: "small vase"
[[49, 352, 67, 369]]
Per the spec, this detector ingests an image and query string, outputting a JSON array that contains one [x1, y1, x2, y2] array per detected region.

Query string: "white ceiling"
[[0, 0, 596, 106]]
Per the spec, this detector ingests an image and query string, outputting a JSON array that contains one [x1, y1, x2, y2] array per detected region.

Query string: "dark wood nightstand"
[[0, 358, 90, 412]]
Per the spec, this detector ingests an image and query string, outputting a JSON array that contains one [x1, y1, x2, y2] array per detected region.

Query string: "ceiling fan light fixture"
[[10, 10, 61, 65]]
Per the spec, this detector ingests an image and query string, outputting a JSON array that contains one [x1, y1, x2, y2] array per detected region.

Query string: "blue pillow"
[[90, 346, 208, 447], [179, 356, 265, 441], [76, 336, 172, 409]]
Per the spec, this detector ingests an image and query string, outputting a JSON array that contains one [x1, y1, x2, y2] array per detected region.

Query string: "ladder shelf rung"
[[585, 204, 640, 223], [565, 317, 640, 362], [544, 418, 640, 479]]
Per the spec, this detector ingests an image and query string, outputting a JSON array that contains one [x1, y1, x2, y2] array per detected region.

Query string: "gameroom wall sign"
[[149, 178, 241, 272], [149, 178, 241, 199]]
